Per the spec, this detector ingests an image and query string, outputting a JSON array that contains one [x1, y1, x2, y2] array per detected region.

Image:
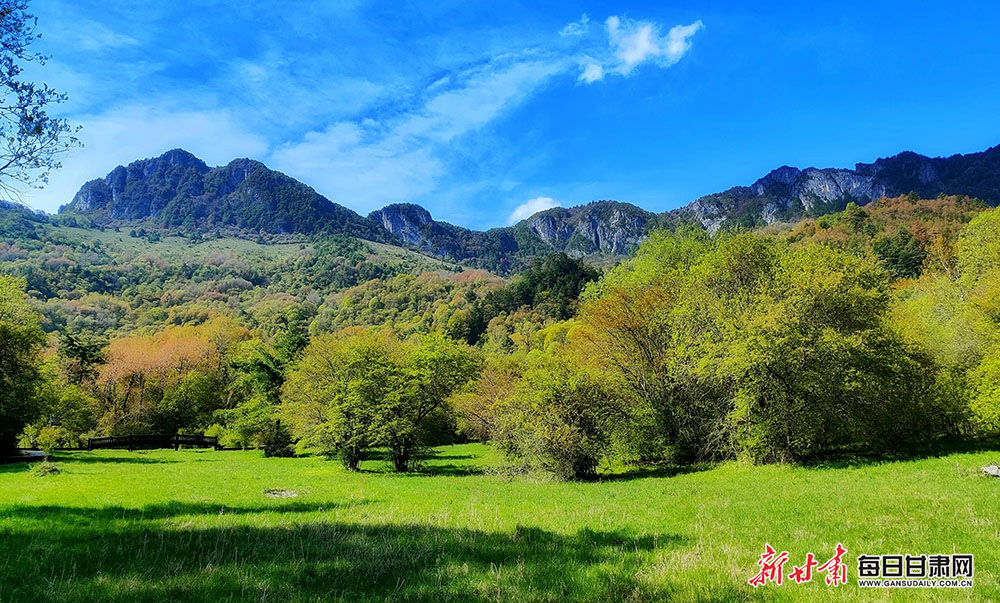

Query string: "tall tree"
[[380, 333, 480, 471], [0, 275, 47, 453], [283, 330, 404, 470]]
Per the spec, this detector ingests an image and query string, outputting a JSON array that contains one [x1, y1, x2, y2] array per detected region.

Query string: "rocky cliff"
[[673, 146, 1000, 230]]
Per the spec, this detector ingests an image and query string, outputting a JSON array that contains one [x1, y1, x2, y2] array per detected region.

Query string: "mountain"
[[673, 145, 1000, 230], [63, 149, 384, 240], [60, 150, 663, 271], [58, 144, 1000, 270], [370, 201, 662, 270], [517, 202, 660, 254]]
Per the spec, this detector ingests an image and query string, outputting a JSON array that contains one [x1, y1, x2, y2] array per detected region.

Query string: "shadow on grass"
[[0, 512, 698, 602], [354, 463, 485, 478], [417, 462, 484, 476], [0, 452, 231, 472], [361, 449, 476, 463], [0, 460, 44, 474], [1, 499, 379, 523], [801, 438, 1000, 470], [50, 454, 188, 465], [596, 463, 715, 482], [355, 449, 485, 477]]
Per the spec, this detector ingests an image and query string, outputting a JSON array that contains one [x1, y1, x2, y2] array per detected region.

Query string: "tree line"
[[4, 197, 1000, 478]]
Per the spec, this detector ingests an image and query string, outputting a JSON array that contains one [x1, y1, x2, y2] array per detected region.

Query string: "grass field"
[[1, 444, 997, 602]]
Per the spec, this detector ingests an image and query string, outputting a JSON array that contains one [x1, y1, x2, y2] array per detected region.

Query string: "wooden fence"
[[87, 434, 219, 451]]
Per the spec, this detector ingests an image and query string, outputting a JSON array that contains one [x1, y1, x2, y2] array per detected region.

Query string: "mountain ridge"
[[673, 145, 1000, 230], [54, 143, 1000, 270]]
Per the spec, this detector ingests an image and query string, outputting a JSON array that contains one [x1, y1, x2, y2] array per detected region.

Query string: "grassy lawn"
[[1, 444, 997, 602]]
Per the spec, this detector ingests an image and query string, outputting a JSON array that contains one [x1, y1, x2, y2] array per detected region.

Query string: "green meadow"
[[1, 444, 997, 602]]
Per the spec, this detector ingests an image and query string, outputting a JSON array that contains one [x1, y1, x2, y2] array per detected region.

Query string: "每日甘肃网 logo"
[[748, 544, 974, 589], [855, 553, 973, 588]]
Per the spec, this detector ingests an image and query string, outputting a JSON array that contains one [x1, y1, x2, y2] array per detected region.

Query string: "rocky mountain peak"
[[368, 204, 436, 247], [673, 145, 1000, 230], [754, 165, 802, 189]]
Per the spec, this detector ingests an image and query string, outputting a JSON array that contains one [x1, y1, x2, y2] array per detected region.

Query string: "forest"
[[4, 193, 1000, 479]]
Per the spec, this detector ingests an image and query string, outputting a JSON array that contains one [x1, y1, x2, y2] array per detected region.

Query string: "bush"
[[31, 461, 60, 477], [577, 231, 960, 464], [494, 354, 621, 480]]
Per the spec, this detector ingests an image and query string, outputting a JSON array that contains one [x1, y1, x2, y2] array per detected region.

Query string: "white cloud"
[[507, 196, 560, 224], [269, 121, 444, 210], [21, 105, 269, 212], [578, 16, 704, 83], [663, 21, 705, 63], [560, 14, 590, 37], [579, 59, 605, 83]]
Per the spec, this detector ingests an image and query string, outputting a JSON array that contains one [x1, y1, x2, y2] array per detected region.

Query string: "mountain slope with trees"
[[7, 191, 1000, 478], [63, 149, 385, 240]]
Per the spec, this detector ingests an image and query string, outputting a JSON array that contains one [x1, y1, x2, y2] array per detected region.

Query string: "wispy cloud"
[[269, 56, 568, 212], [560, 14, 589, 37], [577, 16, 704, 83], [45, 18, 140, 52], [507, 196, 560, 224]]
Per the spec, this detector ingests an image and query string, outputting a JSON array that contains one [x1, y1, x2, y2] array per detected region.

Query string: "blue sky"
[[21, 1, 1000, 229]]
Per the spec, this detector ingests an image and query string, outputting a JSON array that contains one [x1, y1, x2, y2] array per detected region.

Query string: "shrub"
[[494, 354, 622, 480]]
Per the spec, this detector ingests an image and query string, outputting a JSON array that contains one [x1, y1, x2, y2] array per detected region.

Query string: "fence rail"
[[87, 434, 219, 451]]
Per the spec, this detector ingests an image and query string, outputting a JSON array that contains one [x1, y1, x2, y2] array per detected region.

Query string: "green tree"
[[283, 330, 478, 472], [579, 231, 949, 464], [0, 275, 47, 453], [35, 424, 58, 460], [493, 352, 622, 480], [712, 241, 939, 461], [873, 230, 927, 279], [283, 330, 402, 469], [58, 331, 105, 385], [467, 253, 599, 344], [216, 339, 287, 449], [378, 333, 480, 472]]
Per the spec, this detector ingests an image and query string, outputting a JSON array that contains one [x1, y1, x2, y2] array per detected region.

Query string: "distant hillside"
[[0, 199, 49, 239], [54, 143, 1000, 271], [673, 145, 1000, 230]]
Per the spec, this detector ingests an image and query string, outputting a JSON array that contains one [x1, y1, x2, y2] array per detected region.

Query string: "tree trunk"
[[392, 441, 411, 472]]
